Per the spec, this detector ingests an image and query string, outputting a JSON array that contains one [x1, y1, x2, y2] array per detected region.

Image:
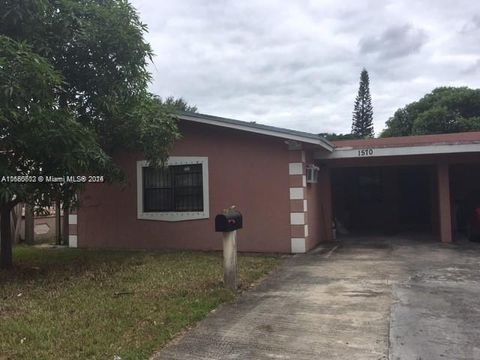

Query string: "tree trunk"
[[12, 204, 22, 243], [62, 205, 69, 246], [1, 206, 13, 269], [55, 200, 62, 245], [25, 204, 34, 245]]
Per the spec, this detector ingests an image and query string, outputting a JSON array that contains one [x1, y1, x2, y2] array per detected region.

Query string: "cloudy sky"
[[131, 0, 480, 135]]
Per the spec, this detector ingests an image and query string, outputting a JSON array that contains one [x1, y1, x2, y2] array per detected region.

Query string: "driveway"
[[153, 236, 480, 360]]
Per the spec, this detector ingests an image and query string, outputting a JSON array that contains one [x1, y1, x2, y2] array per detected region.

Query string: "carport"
[[315, 132, 480, 243]]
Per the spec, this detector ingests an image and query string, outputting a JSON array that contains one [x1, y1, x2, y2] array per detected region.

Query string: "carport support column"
[[437, 163, 453, 243], [288, 144, 308, 253]]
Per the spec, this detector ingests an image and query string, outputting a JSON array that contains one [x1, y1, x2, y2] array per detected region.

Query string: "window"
[[137, 157, 209, 221], [143, 164, 203, 212]]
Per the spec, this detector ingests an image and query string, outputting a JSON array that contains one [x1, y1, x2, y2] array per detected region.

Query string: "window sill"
[[137, 211, 209, 222]]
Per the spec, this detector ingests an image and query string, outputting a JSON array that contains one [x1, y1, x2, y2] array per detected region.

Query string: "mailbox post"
[[215, 210, 243, 291]]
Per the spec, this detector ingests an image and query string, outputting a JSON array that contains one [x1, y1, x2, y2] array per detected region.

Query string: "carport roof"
[[332, 131, 480, 149], [316, 131, 480, 159]]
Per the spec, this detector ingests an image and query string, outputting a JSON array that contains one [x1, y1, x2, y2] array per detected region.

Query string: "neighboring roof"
[[177, 111, 334, 151], [316, 131, 480, 160]]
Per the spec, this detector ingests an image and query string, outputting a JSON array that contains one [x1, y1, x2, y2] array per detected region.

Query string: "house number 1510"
[[358, 148, 374, 156]]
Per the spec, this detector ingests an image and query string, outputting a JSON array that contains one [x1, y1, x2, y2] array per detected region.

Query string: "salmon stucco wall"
[[304, 152, 331, 251], [287, 147, 332, 253], [77, 121, 293, 253]]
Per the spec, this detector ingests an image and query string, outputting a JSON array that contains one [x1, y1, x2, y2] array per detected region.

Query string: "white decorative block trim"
[[69, 235, 78, 248], [290, 212, 305, 225], [289, 163, 303, 175], [137, 157, 210, 222], [302, 175, 307, 187], [303, 200, 308, 212], [289, 187, 304, 200], [304, 224, 309, 237], [68, 214, 77, 225], [291, 238, 306, 253]]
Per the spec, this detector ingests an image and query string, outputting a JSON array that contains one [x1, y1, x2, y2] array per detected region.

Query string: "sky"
[[131, 0, 480, 135]]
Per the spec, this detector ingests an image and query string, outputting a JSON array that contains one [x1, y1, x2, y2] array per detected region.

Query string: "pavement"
[[152, 235, 480, 360]]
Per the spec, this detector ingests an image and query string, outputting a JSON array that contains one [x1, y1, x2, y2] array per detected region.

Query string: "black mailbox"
[[215, 211, 243, 232]]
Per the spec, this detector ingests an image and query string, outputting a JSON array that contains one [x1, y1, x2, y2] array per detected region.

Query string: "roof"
[[316, 131, 480, 160], [177, 111, 334, 151], [331, 131, 480, 149]]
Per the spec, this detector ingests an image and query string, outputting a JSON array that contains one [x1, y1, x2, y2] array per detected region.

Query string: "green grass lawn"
[[0, 246, 281, 360]]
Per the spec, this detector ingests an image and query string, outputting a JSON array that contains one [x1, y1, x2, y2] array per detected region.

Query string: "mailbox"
[[215, 211, 243, 232]]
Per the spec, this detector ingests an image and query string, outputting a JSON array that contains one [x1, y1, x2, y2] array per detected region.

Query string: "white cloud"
[[132, 0, 480, 135]]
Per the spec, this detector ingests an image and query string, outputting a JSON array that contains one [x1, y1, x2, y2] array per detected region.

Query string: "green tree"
[[0, 0, 180, 267], [319, 133, 360, 141], [0, 36, 112, 268], [0, 0, 179, 164], [381, 87, 480, 137], [159, 96, 198, 113], [352, 69, 374, 138]]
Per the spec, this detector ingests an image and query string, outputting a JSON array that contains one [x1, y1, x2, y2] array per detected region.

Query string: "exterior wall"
[[77, 121, 293, 253], [437, 163, 453, 242], [318, 166, 333, 242], [19, 215, 57, 242], [304, 152, 323, 251], [287, 148, 332, 253], [19, 212, 76, 244]]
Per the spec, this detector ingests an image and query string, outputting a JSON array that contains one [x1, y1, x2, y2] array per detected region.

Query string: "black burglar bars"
[[143, 164, 203, 212]]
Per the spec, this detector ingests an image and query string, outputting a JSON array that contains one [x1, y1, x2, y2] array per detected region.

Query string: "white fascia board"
[[315, 143, 480, 160], [179, 114, 333, 151]]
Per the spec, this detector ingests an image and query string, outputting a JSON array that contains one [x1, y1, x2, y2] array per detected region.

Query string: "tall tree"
[[381, 87, 480, 137], [0, 0, 180, 268], [352, 69, 374, 138]]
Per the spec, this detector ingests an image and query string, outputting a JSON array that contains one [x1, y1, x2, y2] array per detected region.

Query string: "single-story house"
[[67, 112, 480, 253]]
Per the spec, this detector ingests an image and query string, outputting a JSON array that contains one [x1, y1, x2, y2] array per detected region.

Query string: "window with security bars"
[[143, 164, 204, 212]]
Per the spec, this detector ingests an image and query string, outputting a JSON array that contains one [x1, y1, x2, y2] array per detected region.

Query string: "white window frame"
[[137, 157, 209, 221]]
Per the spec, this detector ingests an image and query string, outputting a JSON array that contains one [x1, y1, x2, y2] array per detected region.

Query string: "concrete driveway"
[[153, 236, 480, 360]]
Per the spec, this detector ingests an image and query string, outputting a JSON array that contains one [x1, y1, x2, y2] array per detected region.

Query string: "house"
[[67, 112, 480, 253]]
